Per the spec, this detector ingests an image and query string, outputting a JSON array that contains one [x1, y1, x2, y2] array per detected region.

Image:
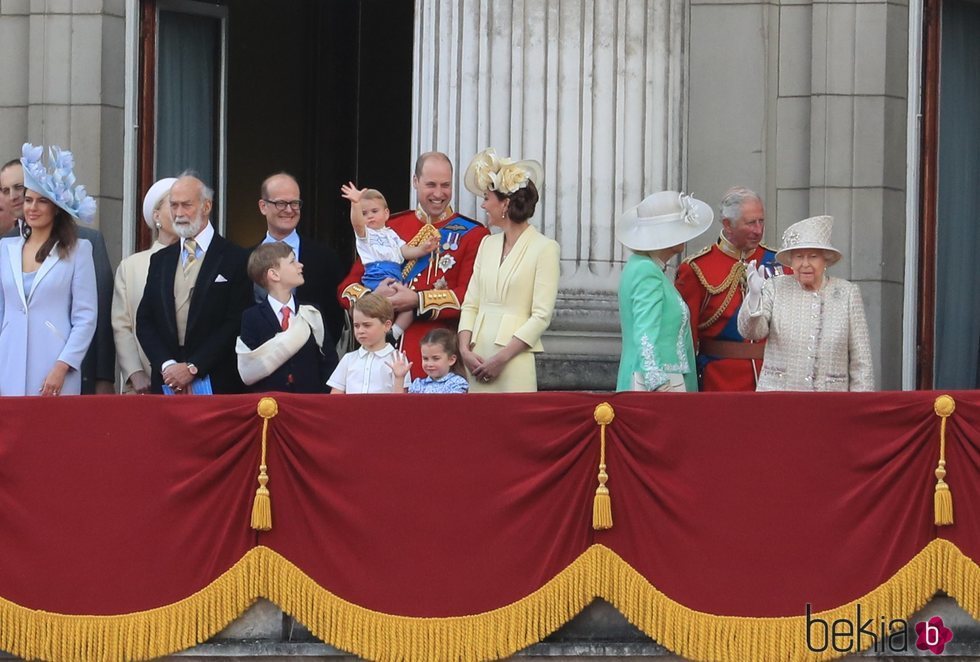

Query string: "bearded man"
[[137, 174, 251, 394]]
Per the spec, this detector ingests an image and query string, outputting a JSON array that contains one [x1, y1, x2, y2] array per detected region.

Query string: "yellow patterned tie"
[[183, 238, 198, 273]]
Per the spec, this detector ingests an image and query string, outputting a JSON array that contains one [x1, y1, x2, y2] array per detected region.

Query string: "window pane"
[[156, 10, 220, 186], [934, 0, 980, 388]]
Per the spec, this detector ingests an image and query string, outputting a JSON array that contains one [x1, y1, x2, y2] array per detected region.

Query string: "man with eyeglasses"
[[256, 172, 345, 341], [1, 157, 116, 394]]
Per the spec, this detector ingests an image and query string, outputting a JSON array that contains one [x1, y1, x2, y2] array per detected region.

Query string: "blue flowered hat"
[[20, 143, 97, 223]]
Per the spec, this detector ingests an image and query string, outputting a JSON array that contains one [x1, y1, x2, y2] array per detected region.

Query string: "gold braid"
[[689, 261, 747, 331], [400, 223, 442, 280]]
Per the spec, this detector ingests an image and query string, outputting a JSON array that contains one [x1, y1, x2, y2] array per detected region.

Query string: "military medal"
[[438, 254, 456, 273]]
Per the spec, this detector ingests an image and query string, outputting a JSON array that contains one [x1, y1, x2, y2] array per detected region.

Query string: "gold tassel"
[[593, 403, 615, 530], [933, 395, 955, 526], [251, 397, 279, 531]]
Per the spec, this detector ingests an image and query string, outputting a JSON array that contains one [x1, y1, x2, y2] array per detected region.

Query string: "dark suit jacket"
[[137, 230, 251, 394], [77, 226, 115, 392], [251, 237, 346, 342], [239, 300, 338, 393]]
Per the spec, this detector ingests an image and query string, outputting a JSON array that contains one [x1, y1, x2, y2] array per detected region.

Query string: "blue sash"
[[402, 216, 481, 284]]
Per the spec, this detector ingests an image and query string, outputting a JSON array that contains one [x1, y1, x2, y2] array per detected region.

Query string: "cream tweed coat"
[[737, 274, 874, 391]]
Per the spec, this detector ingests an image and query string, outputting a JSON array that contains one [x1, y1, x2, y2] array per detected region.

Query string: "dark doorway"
[[223, 0, 415, 266], [918, 0, 980, 388]]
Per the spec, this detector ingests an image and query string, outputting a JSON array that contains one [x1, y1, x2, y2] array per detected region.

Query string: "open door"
[[137, 0, 415, 272]]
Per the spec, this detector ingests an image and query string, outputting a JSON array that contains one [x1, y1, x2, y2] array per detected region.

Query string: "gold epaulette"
[[341, 282, 370, 304], [682, 244, 712, 264], [760, 242, 777, 253], [419, 289, 460, 320]]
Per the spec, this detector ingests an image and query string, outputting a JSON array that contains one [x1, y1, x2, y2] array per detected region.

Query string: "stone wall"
[[0, 0, 127, 267], [686, 0, 909, 389]]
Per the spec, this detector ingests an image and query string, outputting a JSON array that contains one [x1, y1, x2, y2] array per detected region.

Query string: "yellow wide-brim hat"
[[463, 148, 544, 197]]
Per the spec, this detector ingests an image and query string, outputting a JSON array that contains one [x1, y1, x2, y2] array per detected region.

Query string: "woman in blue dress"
[[0, 144, 97, 396]]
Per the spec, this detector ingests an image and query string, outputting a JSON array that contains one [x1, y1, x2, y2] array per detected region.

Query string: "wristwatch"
[[186, 363, 198, 376]]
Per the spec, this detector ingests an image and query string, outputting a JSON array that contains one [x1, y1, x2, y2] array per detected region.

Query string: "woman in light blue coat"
[[616, 191, 714, 392], [0, 144, 98, 396]]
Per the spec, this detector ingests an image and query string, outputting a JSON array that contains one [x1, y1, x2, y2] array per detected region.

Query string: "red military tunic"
[[675, 233, 785, 391], [338, 208, 490, 379]]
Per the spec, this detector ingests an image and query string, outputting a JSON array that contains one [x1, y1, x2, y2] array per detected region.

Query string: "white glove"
[[744, 260, 766, 313]]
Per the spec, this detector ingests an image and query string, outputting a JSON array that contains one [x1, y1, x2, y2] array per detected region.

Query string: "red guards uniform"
[[675, 233, 785, 391], [339, 208, 490, 379]]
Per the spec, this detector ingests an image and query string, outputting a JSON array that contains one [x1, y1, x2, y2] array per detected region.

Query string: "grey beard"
[[174, 215, 205, 239]]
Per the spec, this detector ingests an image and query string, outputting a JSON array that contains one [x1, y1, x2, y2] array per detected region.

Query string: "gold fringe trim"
[[0, 549, 264, 662], [933, 394, 955, 526], [0, 541, 976, 662], [603, 538, 980, 662]]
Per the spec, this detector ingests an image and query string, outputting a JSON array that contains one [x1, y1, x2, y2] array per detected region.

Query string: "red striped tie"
[[281, 306, 291, 331]]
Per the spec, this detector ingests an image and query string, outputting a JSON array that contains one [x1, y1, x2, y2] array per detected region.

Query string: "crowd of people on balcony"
[[0, 142, 874, 398]]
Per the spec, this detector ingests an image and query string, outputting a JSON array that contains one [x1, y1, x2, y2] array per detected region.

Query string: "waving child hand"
[[389, 350, 412, 384], [340, 181, 365, 203]]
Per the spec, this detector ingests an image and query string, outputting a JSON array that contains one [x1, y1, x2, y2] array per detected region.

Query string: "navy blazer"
[[137, 230, 251, 394], [251, 236, 347, 342], [239, 300, 338, 393]]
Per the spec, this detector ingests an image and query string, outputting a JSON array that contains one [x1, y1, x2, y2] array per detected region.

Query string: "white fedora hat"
[[775, 215, 842, 267], [142, 177, 178, 232], [616, 191, 714, 251]]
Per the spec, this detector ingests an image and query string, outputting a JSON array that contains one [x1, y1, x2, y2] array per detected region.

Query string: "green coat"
[[617, 253, 698, 392]]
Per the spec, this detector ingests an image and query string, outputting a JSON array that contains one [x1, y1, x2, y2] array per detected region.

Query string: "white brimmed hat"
[[775, 215, 842, 267], [616, 191, 714, 251], [463, 148, 544, 197], [142, 177, 178, 231]]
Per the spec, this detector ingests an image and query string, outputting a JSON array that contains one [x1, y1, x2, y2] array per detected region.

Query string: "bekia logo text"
[[805, 604, 953, 654]]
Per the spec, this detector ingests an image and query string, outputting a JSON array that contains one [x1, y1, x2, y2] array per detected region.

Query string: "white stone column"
[[0, 0, 126, 264], [412, 0, 686, 386]]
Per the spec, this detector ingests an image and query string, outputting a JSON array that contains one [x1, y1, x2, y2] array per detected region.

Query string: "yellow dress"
[[458, 225, 561, 393]]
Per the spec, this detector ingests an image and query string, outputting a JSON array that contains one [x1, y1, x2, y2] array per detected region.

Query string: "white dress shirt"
[[327, 343, 411, 393]]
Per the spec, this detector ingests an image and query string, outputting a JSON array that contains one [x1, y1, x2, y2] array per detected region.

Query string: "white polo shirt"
[[327, 344, 411, 394]]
